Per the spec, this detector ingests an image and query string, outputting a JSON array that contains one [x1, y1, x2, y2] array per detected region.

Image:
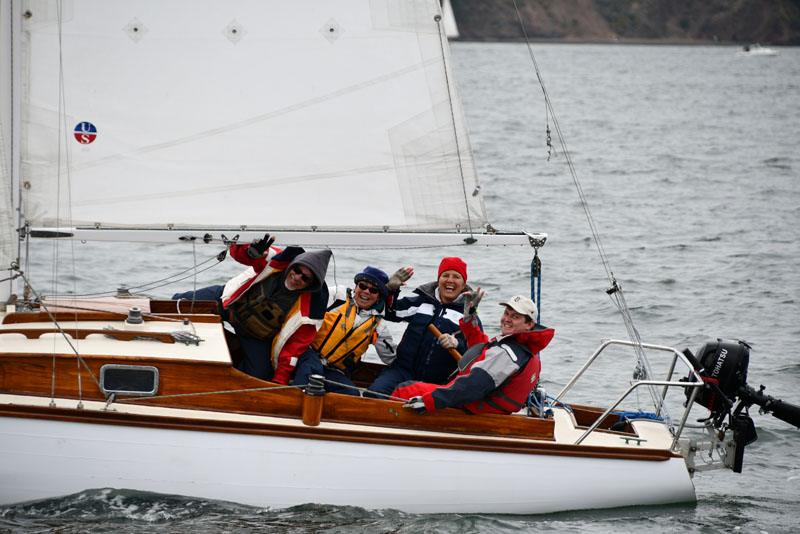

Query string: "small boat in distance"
[[737, 43, 778, 56]]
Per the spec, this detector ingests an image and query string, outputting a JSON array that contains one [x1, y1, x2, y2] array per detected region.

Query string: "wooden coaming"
[[0, 351, 557, 442], [0, 327, 181, 343], [3, 310, 220, 325], [568, 404, 637, 434]]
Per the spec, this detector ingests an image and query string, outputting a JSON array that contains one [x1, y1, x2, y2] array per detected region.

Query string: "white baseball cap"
[[498, 295, 538, 322]]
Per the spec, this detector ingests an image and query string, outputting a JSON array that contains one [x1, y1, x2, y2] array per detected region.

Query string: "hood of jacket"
[[499, 324, 554, 355], [288, 249, 332, 293]]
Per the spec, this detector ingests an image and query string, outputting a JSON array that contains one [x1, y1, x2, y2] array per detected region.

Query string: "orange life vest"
[[312, 295, 380, 371]]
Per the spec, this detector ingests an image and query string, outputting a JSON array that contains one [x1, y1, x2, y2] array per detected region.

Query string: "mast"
[[0, 0, 22, 306]]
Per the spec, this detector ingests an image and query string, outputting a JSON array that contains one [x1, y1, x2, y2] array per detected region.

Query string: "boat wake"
[[0, 488, 251, 522], [0, 488, 419, 532]]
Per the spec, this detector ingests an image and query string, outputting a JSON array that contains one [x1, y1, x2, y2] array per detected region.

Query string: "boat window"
[[100, 364, 159, 396]]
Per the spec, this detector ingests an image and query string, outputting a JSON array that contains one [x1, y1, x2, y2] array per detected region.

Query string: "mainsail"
[[16, 0, 494, 239]]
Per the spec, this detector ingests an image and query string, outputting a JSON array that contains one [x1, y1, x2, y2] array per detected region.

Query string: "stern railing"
[[555, 340, 705, 448]]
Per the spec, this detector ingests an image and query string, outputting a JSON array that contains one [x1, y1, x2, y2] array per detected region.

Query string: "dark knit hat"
[[438, 257, 467, 281], [354, 266, 389, 299]]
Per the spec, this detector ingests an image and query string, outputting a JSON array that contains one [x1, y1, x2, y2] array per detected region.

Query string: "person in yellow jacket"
[[292, 266, 400, 395]]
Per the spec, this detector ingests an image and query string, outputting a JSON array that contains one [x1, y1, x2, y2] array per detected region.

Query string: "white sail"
[[18, 0, 487, 236]]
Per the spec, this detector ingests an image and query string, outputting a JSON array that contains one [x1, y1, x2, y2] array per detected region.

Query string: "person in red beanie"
[[436, 257, 468, 304], [365, 257, 482, 397]]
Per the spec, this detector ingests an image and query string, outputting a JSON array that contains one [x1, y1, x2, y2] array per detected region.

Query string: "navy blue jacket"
[[384, 281, 482, 384]]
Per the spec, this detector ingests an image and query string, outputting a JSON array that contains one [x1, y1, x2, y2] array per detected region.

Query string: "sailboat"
[[2, 0, 797, 514]]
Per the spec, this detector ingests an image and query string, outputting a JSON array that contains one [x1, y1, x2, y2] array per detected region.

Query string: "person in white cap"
[[394, 290, 554, 415]]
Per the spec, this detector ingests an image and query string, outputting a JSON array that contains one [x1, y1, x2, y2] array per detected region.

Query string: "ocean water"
[[3, 43, 799, 532]]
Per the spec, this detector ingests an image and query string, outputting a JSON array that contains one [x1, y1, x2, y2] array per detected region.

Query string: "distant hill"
[[450, 0, 800, 45]]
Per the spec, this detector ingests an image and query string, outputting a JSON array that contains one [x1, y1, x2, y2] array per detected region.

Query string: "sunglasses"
[[357, 281, 379, 295], [290, 264, 313, 283]]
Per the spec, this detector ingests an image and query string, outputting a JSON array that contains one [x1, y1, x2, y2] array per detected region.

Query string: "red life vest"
[[460, 330, 548, 415]]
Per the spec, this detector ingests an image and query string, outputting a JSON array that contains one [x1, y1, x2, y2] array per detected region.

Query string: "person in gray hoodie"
[[172, 233, 331, 382]]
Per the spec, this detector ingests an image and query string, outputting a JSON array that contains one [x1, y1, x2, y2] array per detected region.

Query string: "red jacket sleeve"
[[271, 323, 318, 385], [459, 318, 489, 347], [229, 243, 269, 268]]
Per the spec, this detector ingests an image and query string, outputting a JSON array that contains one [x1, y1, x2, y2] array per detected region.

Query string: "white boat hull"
[[1, 412, 695, 514]]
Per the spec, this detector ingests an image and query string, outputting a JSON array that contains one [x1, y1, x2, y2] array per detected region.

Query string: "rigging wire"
[[113, 254, 224, 295], [0, 16, 13, 302], [37, 251, 226, 299], [17, 270, 103, 396], [53, 0, 86, 405], [510, 0, 663, 417], [121, 375, 407, 404], [435, 11, 477, 243], [189, 238, 197, 313]]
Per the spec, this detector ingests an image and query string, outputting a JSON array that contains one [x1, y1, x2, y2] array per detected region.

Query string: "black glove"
[[402, 396, 427, 414], [246, 233, 275, 259]]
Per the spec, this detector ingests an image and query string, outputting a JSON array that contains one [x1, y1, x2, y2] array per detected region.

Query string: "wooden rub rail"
[[0, 403, 678, 462]]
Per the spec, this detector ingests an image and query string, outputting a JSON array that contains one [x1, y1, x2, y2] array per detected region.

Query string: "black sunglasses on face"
[[290, 264, 313, 283], [357, 281, 379, 295]]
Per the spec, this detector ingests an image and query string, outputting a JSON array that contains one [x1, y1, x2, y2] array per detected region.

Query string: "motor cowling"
[[684, 339, 750, 417]]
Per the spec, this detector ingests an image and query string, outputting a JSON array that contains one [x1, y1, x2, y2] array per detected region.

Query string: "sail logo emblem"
[[74, 122, 97, 144]]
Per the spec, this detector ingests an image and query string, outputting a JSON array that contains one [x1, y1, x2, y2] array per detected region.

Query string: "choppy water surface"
[[3, 43, 799, 533]]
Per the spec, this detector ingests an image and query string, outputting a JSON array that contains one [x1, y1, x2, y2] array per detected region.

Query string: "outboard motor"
[[683, 339, 800, 472], [683, 339, 750, 421]]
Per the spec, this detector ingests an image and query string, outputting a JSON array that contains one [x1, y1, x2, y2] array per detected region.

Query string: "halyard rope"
[[435, 12, 477, 242], [511, 0, 665, 418]]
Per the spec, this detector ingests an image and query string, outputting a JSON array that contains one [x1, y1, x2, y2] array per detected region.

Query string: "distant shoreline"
[[451, 38, 787, 47], [448, 0, 799, 47]]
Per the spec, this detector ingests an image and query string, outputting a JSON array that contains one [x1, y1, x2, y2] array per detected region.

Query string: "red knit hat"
[[438, 257, 467, 281]]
